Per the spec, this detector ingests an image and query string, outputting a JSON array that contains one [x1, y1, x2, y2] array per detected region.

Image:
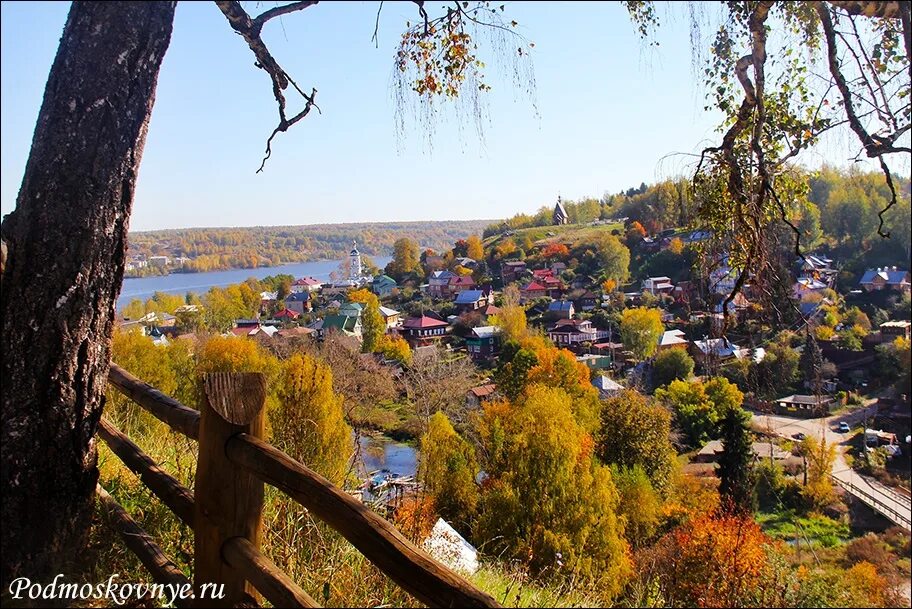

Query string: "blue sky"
[[1, 1, 728, 231]]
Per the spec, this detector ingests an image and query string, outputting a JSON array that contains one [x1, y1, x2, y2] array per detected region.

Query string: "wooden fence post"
[[194, 372, 267, 607]]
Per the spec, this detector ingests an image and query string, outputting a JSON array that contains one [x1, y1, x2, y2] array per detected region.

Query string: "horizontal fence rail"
[[96, 484, 192, 607], [227, 433, 498, 608], [100, 363, 501, 608], [109, 364, 200, 439]]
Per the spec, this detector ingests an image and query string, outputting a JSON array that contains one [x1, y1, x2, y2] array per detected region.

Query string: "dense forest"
[[126, 220, 493, 274]]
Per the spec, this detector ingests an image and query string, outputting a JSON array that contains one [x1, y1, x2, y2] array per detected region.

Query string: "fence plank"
[[223, 537, 321, 608], [96, 485, 193, 607], [97, 418, 194, 526], [109, 363, 200, 439], [227, 433, 501, 608], [194, 372, 267, 608]]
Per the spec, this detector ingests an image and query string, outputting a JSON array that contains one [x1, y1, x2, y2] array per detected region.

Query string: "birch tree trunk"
[[0, 1, 176, 584]]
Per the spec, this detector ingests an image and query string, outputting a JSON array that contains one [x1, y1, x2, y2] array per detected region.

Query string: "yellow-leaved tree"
[[272, 353, 352, 485], [475, 385, 631, 597], [348, 288, 385, 354], [419, 411, 478, 529]]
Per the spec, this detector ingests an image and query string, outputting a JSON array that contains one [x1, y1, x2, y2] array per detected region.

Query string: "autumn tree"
[[597, 389, 677, 495], [348, 288, 384, 353], [620, 307, 664, 360], [466, 234, 484, 260], [386, 237, 421, 281], [652, 348, 695, 388], [488, 283, 527, 342], [272, 353, 352, 484], [611, 464, 661, 547], [655, 377, 744, 447], [375, 334, 412, 366], [800, 434, 838, 510], [637, 513, 773, 607], [475, 385, 631, 595], [419, 411, 479, 527], [403, 345, 478, 429], [717, 406, 756, 514]]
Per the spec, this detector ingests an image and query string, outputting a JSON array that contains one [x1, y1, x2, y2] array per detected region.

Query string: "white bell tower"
[[349, 240, 362, 280]]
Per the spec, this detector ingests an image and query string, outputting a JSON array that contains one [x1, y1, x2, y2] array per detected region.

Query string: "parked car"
[[837, 421, 851, 433], [792, 432, 806, 441]]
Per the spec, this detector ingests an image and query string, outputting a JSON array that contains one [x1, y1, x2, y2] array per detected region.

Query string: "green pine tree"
[[717, 406, 756, 514]]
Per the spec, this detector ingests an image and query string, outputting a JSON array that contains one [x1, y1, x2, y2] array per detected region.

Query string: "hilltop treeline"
[[484, 167, 911, 266], [127, 220, 493, 273]]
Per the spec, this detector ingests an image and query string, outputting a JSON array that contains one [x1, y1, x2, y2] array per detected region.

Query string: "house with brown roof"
[[546, 319, 608, 346], [448, 275, 477, 295], [400, 315, 450, 347], [466, 383, 497, 409]]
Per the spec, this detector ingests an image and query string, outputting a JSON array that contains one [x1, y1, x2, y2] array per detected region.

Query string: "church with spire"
[[553, 196, 569, 225]]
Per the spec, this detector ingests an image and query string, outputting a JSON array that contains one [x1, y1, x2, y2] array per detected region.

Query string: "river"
[[358, 434, 418, 478], [118, 257, 391, 310]]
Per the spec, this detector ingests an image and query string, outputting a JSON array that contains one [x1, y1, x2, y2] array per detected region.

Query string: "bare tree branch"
[[215, 1, 320, 172]]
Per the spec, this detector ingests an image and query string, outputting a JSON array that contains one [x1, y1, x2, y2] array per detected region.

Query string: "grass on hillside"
[[756, 509, 851, 548], [482, 222, 623, 248]]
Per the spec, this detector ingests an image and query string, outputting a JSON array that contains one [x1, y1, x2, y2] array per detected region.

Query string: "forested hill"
[[127, 220, 493, 273]]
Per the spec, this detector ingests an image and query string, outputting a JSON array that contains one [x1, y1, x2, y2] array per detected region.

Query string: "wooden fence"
[[98, 363, 500, 608]]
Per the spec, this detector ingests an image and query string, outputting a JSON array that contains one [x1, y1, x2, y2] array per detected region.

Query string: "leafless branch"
[[215, 1, 320, 172]]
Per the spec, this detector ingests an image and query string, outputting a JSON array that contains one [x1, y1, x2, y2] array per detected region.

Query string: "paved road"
[[751, 402, 911, 531]]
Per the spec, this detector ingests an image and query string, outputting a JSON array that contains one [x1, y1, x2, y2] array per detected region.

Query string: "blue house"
[[454, 289, 488, 313], [372, 274, 398, 298], [547, 300, 575, 319]]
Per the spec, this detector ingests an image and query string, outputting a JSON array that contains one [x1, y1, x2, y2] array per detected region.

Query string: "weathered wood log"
[[96, 485, 191, 607], [97, 418, 194, 526], [222, 536, 320, 608], [108, 364, 200, 439], [226, 433, 501, 608], [194, 373, 267, 608]]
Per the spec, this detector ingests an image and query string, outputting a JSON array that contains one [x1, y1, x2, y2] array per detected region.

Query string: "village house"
[[428, 270, 457, 299], [454, 289, 489, 313], [575, 290, 599, 311], [709, 263, 739, 296], [546, 318, 608, 346], [642, 276, 674, 296], [774, 394, 836, 418], [371, 274, 398, 298], [400, 315, 450, 347], [149, 255, 169, 268], [878, 320, 911, 343], [547, 300, 575, 319], [798, 253, 837, 286], [479, 302, 501, 321], [551, 261, 567, 275], [520, 280, 548, 303], [338, 302, 364, 319], [859, 267, 911, 293], [591, 374, 624, 399], [657, 329, 688, 351], [466, 326, 501, 361], [690, 337, 752, 367], [379, 306, 401, 330], [273, 308, 300, 323], [500, 260, 527, 284], [466, 383, 497, 410], [455, 257, 478, 269], [284, 291, 312, 315], [448, 275, 477, 295], [792, 277, 828, 299], [291, 276, 323, 293], [311, 315, 362, 340], [541, 275, 566, 298]]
